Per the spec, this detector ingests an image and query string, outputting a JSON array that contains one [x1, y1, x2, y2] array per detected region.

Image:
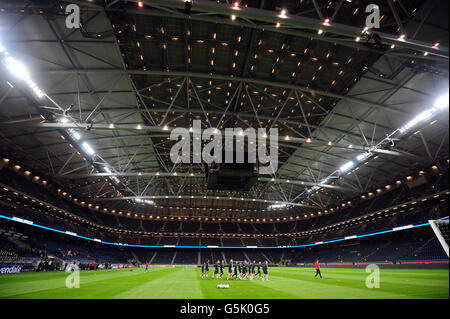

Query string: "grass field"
[[0, 267, 448, 299]]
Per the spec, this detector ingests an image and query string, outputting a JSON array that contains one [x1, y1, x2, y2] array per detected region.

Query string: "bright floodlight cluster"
[[134, 198, 155, 206], [399, 93, 449, 134], [0, 42, 45, 98], [103, 166, 120, 184], [67, 128, 81, 141], [304, 91, 449, 197], [267, 203, 290, 210], [62, 119, 98, 159], [339, 161, 355, 173], [1, 41, 99, 165], [63, 118, 125, 188], [338, 92, 449, 176], [81, 141, 95, 156]]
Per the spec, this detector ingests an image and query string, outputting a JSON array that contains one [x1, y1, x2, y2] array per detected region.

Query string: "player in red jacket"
[[314, 260, 323, 279]]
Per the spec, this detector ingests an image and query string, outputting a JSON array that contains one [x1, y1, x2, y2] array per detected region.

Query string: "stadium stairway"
[[280, 250, 285, 264], [149, 251, 158, 264], [131, 251, 142, 264], [171, 251, 178, 265], [261, 252, 272, 263], [360, 241, 392, 262]]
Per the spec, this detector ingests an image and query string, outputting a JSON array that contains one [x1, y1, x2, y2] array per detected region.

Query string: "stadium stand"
[[0, 159, 448, 269]]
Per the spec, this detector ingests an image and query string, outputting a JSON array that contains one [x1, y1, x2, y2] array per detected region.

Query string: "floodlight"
[[339, 161, 355, 173], [279, 9, 288, 19], [82, 142, 95, 156], [268, 204, 288, 210], [357, 152, 371, 162], [72, 132, 81, 140], [4, 56, 30, 80], [434, 93, 449, 110]]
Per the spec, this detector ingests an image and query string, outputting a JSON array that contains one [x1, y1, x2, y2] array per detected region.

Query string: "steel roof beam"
[[39, 69, 408, 116], [3, 105, 397, 143], [54, 173, 350, 191], [94, 194, 320, 209], [0, 121, 404, 157]]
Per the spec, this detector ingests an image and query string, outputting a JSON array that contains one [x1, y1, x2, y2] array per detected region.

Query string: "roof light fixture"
[[399, 92, 448, 134], [68, 128, 81, 141], [356, 152, 371, 162], [82, 142, 95, 156], [433, 92, 449, 110], [1, 44, 46, 99], [339, 161, 355, 173], [268, 203, 289, 210], [4, 56, 30, 80]]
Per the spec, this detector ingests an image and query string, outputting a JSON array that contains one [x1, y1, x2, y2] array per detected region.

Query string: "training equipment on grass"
[[217, 284, 230, 289]]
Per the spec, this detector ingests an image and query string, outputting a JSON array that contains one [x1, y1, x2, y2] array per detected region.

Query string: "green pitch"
[[0, 267, 448, 299]]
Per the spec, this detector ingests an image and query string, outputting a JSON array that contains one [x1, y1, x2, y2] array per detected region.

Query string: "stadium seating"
[[0, 164, 448, 268], [2, 213, 447, 268]]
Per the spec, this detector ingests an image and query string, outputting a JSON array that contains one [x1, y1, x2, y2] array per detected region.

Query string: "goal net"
[[429, 219, 449, 257]]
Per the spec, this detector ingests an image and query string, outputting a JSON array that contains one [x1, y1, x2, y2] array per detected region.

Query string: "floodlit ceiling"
[[0, 0, 448, 220]]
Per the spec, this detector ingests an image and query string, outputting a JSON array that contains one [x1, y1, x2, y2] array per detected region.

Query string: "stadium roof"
[[0, 0, 448, 220]]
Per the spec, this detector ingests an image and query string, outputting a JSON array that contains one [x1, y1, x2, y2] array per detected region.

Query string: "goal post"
[[429, 219, 449, 258]]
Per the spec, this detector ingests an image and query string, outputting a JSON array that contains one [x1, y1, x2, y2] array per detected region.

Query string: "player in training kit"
[[214, 260, 220, 279], [201, 262, 206, 278], [255, 261, 262, 278], [238, 261, 242, 279], [227, 259, 234, 281], [242, 261, 248, 280], [262, 261, 269, 281], [205, 260, 210, 278], [250, 260, 256, 280], [232, 260, 239, 280], [314, 259, 323, 279], [219, 260, 224, 279]]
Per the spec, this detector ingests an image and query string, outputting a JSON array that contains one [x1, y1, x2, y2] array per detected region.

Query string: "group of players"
[[201, 259, 269, 281]]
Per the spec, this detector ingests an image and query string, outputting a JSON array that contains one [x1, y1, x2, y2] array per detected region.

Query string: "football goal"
[[429, 218, 449, 257]]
